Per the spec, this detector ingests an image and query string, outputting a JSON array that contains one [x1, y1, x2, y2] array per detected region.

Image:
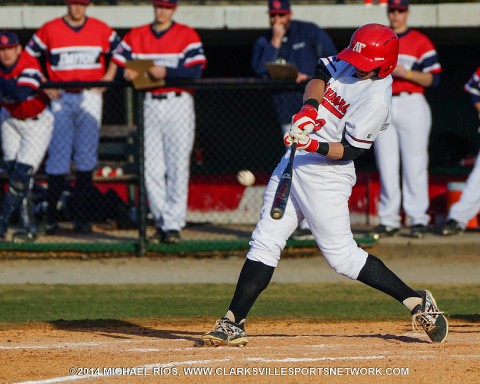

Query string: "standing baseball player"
[[107, 0, 207, 244], [440, 65, 480, 235], [0, 31, 53, 243], [252, 0, 336, 240], [370, 0, 442, 239], [25, 0, 120, 234], [202, 24, 448, 346]]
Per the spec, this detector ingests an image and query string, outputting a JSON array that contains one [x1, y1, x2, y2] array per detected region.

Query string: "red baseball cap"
[[0, 31, 20, 48], [152, 0, 177, 8]]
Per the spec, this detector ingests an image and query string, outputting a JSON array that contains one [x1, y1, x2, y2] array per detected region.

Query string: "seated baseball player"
[[201, 24, 448, 347], [0, 31, 53, 243]]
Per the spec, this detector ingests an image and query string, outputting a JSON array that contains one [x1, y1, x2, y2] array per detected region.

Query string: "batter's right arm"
[[303, 79, 325, 104]]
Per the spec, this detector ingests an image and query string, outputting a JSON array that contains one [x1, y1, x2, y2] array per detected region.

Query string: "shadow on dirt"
[[49, 319, 202, 342]]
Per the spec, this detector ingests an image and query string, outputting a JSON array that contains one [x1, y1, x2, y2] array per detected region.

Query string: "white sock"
[[403, 297, 423, 312]]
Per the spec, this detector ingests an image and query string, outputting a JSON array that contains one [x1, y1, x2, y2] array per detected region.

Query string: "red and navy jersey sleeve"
[[16, 51, 43, 90], [393, 29, 441, 95], [464, 66, 480, 104], [26, 17, 119, 82], [0, 51, 48, 119], [112, 22, 206, 80]]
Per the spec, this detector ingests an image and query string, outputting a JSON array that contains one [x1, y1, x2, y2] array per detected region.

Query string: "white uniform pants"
[[144, 92, 195, 232], [46, 90, 103, 175], [374, 93, 432, 227], [448, 152, 480, 228], [247, 151, 368, 280], [1, 109, 54, 172]]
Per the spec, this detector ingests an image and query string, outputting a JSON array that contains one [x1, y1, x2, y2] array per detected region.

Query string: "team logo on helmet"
[[353, 42, 366, 53], [1, 35, 9, 45]]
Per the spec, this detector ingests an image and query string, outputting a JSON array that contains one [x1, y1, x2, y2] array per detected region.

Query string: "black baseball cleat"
[[369, 224, 400, 240], [440, 219, 464, 236], [411, 290, 448, 343], [409, 224, 428, 239], [73, 221, 92, 234], [45, 221, 59, 235], [12, 231, 37, 244], [202, 318, 248, 347], [290, 228, 314, 241], [162, 230, 181, 245], [149, 229, 181, 245]]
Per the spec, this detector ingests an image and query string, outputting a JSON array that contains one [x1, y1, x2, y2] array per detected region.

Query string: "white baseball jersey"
[[247, 58, 393, 281], [311, 57, 392, 149]]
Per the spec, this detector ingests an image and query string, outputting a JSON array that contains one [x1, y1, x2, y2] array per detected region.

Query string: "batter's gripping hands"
[[291, 104, 318, 134], [284, 132, 319, 152]]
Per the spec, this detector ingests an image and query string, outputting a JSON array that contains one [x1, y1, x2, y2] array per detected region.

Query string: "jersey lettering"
[[322, 84, 350, 118], [57, 51, 100, 68]]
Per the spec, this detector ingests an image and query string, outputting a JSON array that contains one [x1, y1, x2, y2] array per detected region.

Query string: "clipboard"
[[125, 60, 165, 90], [266, 62, 298, 80]]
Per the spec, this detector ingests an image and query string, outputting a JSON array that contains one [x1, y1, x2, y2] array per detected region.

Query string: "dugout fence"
[[1, 78, 475, 257]]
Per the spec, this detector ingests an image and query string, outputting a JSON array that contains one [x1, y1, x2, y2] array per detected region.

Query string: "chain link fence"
[[2, 78, 476, 256]]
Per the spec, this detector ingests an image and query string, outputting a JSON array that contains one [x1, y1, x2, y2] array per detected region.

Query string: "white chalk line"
[[11, 353, 480, 384], [7, 331, 480, 384], [12, 359, 232, 384], [0, 338, 186, 351]]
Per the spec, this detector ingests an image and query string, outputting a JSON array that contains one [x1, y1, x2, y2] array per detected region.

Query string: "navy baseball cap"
[[152, 0, 177, 8], [65, 0, 91, 4], [268, 0, 291, 14], [388, 0, 409, 10], [0, 31, 20, 48]]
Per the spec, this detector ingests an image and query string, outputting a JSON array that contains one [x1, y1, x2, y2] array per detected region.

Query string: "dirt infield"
[[1, 318, 479, 384], [1, 228, 479, 383]]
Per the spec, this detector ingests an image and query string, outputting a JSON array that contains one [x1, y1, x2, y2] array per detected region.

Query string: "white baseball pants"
[[247, 151, 368, 280], [374, 93, 432, 227], [143, 92, 195, 232], [46, 90, 103, 175], [1, 108, 54, 172], [448, 152, 480, 227]]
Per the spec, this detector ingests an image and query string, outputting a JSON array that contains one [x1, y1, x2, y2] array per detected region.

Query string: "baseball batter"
[[25, 0, 120, 233], [202, 24, 448, 347], [441, 65, 480, 235], [0, 31, 53, 242], [371, 0, 442, 239], [252, 0, 337, 240], [108, 0, 207, 244]]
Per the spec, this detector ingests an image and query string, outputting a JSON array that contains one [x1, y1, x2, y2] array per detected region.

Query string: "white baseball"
[[237, 170, 255, 187]]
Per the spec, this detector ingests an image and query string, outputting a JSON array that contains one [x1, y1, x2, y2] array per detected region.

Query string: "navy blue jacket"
[[251, 20, 336, 124], [252, 20, 337, 78]]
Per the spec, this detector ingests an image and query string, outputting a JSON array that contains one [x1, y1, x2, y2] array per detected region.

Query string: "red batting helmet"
[[337, 23, 399, 78]]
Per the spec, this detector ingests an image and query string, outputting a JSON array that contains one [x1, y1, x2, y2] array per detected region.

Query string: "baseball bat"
[[270, 141, 297, 220]]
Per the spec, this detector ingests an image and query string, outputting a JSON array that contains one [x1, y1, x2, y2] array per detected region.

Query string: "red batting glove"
[[283, 132, 319, 152], [291, 104, 318, 134]]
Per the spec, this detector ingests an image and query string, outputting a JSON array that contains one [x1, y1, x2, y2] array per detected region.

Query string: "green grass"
[[0, 283, 478, 324]]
